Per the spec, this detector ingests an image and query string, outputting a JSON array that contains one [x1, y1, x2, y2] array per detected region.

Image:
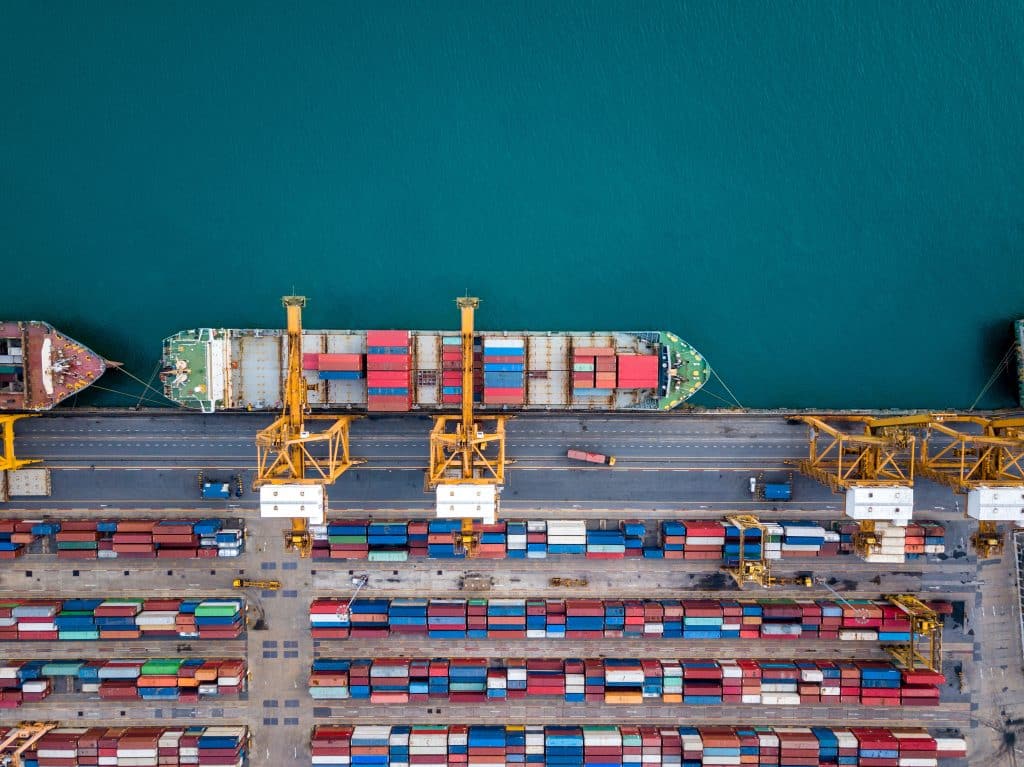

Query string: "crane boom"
[[254, 296, 362, 556], [427, 297, 509, 556]]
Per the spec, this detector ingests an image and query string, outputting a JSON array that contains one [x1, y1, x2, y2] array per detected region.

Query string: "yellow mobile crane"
[[721, 514, 813, 589], [253, 296, 362, 556], [426, 297, 509, 557], [788, 415, 916, 557], [881, 594, 943, 673], [0, 722, 57, 767]]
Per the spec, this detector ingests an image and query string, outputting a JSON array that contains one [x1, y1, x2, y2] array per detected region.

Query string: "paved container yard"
[[1, 412, 1019, 765]]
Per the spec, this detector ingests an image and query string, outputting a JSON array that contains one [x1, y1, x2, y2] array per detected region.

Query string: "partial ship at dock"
[[161, 327, 708, 413], [0, 321, 110, 411]]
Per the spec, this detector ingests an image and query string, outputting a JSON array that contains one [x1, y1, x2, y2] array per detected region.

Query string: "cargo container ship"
[[161, 326, 708, 413], [0, 321, 110, 411]]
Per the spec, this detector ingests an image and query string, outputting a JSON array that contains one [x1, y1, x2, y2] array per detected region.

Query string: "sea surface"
[[2, 1, 1022, 410]]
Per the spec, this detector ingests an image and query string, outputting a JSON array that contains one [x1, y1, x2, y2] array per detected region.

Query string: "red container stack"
[[366, 330, 412, 412], [616, 354, 659, 389], [572, 346, 615, 392]]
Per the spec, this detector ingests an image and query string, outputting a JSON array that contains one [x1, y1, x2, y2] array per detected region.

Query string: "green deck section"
[[656, 331, 710, 410], [1016, 320, 1024, 408], [162, 330, 216, 412]]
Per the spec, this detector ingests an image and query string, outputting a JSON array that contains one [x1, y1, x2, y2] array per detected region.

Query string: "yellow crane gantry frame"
[[882, 594, 943, 673], [253, 296, 362, 556], [426, 297, 508, 557], [789, 415, 916, 557], [865, 413, 1024, 558], [0, 722, 58, 767], [721, 514, 813, 589], [0, 414, 39, 473]]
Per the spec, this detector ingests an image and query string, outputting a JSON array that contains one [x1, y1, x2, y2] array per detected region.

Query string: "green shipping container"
[[142, 659, 184, 675], [57, 541, 99, 550], [195, 605, 239, 617], [368, 550, 408, 562], [58, 630, 100, 640], [328, 535, 368, 544], [573, 363, 595, 372]]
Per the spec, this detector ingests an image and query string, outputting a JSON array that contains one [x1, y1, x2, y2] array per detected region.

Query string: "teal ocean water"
[[2, 1, 1022, 410]]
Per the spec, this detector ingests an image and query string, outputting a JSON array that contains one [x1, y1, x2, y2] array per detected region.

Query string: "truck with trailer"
[[567, 449, 616, 466]]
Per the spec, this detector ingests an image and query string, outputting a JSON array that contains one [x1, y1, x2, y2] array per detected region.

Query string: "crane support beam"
[[0, 414, 38, 472], [790, 416, 915, 492], [918, 419, 1024, 493]]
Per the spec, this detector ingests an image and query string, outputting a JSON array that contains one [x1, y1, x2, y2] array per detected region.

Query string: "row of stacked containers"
[[309, 518, 946, 562], [308, 657, 945, 706], [0, 518, 243, 559], [0, 658, 246, 707], [441, 335, 480, 405], [309, 597, 951, 641], [483, 338, 524, 405], [367, 330, 413, 411], [0, 598, 245, 640], [5, 725, 249, 767], [309, 725, 967, 767]]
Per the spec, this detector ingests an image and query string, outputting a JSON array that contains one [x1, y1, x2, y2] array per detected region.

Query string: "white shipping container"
[[741, 694, 761, 704], [761, 692, 801, 705], [897, 760, 938, 767], [18, 622, 57, 632], [408, 735, 444, 745], [863, 554, 906, 564]]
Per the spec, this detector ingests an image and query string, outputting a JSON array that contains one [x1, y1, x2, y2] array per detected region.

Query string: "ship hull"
[[0, 321, 108, 411], [162, 328, 708, 414]]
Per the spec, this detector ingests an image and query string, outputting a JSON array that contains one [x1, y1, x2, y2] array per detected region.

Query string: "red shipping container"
[[366, 370, 410, 387], [302, 352, 320, 370], [366, 330, 410, 346], [367, 395, 411, 412], [617, 354, 659, 387], [318, 353, 363, 371], [573, 347, 615, 356], [366, 354, 410, 371]]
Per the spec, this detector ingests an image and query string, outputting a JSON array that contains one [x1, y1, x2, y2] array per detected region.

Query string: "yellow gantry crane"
[[912, 414, 1024, 558], [792, 413, 1024, 558], [253, 296, 362, 557], [721, 514, 813, 589], [788, 415, 916, 557], [426, 297, 508, 557], [882, 594, 943, 673], [0, 722, 58, 767], [0, 414, 38, 472]]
